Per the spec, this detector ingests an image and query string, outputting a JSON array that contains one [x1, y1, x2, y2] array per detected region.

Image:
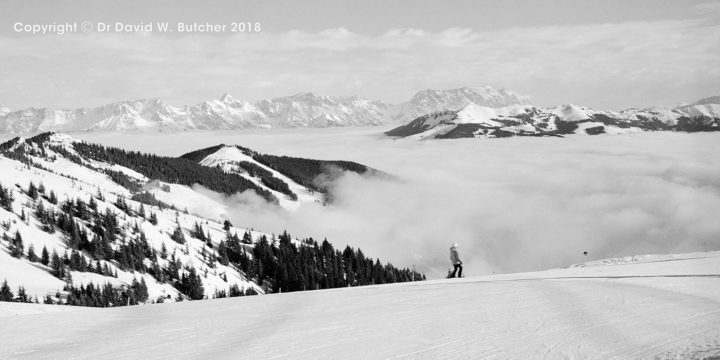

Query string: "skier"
[[449, 243, 463, 278]]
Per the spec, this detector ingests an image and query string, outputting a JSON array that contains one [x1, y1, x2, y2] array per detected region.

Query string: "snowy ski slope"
[[1, 251, 718, 359]]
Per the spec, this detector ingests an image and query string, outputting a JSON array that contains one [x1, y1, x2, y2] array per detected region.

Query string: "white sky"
[[0, 0, 719, 110]]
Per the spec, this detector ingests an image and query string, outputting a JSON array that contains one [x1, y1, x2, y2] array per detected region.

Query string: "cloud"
[[1, 19, 718, 109], [123, 130, 720, 279]]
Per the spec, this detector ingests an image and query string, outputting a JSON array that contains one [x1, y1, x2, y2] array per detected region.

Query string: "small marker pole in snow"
[[583, 251, 588, 263]]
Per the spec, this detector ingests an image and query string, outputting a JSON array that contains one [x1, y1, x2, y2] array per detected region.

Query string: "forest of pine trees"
[[69, 141, 277, 202], [0, 280, 34, 303], [1, 180, 424, 306], [224, 230, 424, 293], [64, 277, 148, 307], [0, 134, 424, 308]]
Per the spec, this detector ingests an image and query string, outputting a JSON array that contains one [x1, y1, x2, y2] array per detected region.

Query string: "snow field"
[[1, 251, 719, 359]]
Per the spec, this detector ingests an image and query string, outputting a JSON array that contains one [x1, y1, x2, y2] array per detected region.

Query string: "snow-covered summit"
[[195, 145, 324, 209], [551, 104, 592, 122], [691, 95, 720, 106], [393, 86, 530, 123]]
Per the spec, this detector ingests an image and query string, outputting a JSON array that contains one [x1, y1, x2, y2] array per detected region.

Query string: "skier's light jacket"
[[450, 247, 461, 265]]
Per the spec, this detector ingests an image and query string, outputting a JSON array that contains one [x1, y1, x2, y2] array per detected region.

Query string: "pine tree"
[[149, 212, 158, 226], [242, 231, 253, 244], [178, 268, 204, 300], [41, 245, 50, 265], [28, 182, 38, 200], [228, 284, 243, 297], [223, 219, 232, 231], [217, 240, 230, 266], [16, 286, 29, 303], [170, 221, 186, 244], [192, 222, 206, 241], [160, 242, 168, 259], [115, 196, 128, 213], [0, 280, 13, 301], [50, 250, 66, 279], [48, 190, 58, 204], [27, 243, 38, 262], [131, 277, 149, 303], [10, 230, 24, 258], [214, 289, 227, 299], [35, 200, 46, 220], [0, 184, 14, 211], [245, 287, 258, 296], [88, 196, 98, 211]]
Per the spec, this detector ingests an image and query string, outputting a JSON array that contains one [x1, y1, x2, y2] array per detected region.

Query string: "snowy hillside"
[[386, 97, 720, 139], [194, 145, 323, 209], [1, 250, 718, 359], [0, 133, 418, 307]]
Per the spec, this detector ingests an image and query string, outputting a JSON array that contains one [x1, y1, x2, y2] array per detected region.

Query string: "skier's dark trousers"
[[451, 263, 463, 278], [449, 243, 462, 278]]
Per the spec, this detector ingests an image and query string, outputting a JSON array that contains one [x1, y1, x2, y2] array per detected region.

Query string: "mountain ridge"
[[0, 87, 527, 134], [386, 100, 720, 140], [2, 88, 718, 136]]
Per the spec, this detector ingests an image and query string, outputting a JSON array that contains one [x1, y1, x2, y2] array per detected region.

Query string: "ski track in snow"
[[1, 252, 719, 359]]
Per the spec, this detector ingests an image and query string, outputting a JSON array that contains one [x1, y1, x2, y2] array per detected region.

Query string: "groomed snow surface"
[[2, 251, 719, 359]]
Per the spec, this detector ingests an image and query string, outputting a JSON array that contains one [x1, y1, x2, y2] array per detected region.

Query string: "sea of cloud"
[[76, 129, 720, 278]]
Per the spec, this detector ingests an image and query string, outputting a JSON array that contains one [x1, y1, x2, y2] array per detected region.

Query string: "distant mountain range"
[[386, 96, 720, 140], [2, 88, 718, 136], [0, 87, 527, 134]]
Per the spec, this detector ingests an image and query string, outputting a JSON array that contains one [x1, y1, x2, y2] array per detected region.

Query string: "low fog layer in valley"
[[73, 129, 720, 278]]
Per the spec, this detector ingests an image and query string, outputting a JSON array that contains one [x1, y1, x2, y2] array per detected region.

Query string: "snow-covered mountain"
[[392, 86, 530, 123], [0, 133, 416, 306], [0, 86, 529, 134], [5, 88, 718, 138], [182, 144, 329, 209], [386, 97, 720, 140], [0, 93, 395, 134], [256, 92, 391, 128]]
